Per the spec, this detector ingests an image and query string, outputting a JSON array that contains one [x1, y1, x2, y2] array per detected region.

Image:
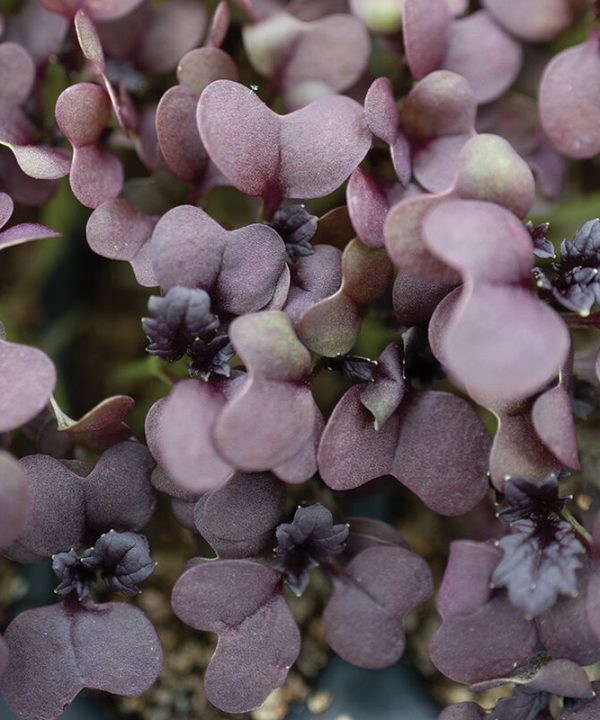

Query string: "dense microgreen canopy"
[[4, 3, 600, 719]]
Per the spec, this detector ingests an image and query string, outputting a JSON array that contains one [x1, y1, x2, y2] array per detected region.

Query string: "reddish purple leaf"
[[423, 200, 570, 405], [207, 1, 230, 48], [539, 36, 600, 159], [214, 312, 317, 471], [0, 600, 162, 720], [148, 381, 232, 495], [194, 472, 286, 558], [151, 204, 286, 314], [297, 239, 393, 356], [243, 12, 370, 107], [86, 199, 158, 286], [323, 545, 432, 668], [403, 0, 451, 80], [197, 80, 371, 205], [0, 451, 30, 549], [172, 559, 300, 713], [437, 541, 501, 617], [0, 339, 56, 434], [442, 11, 523, 105], [177, 47, 238, 96], [283, 244, 342, 324], [430, 596, 537, 684], [347, 168, 403, 249], [318, 384, 490, 516], [39, 0, 144, 20], [3, 1, 68, 65], [483, 0, 581, 42]]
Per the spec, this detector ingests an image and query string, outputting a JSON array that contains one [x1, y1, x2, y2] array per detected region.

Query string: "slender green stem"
[[561, 508, 593, 545]]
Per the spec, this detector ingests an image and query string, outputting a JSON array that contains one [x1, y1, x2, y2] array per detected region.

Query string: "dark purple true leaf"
[[323, 545, 432, 668], [0, 600, 162, 720], [325, 354, 378, 384], [491, 518, 585, 617], [527, 221, 555, 259], [171, 559, 300, 713], [81, 530, 155, 596], [500, 474, 567, 524], [266, 204, 317, 263], [52, 548, 96, 599], [275, 504, 349, 596], [142, 286, 218, 362]]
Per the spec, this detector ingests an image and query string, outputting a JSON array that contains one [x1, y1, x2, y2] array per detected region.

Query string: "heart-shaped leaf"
[[197, 80, 371, 208], [214, 311, 317, 471], [323, 545, 432, 668], [172, 559, 300, 713], [151, 204, 286, 314], [0, 600, 162, 720]]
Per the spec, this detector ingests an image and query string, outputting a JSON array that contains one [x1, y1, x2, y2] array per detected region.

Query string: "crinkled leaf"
[[492, 518, 585, 617], [266, 203, 317, 263], [172, 559, 300, 713], [323, 545, 432, 668], [491, 689, 549, 720], [275, 504, 348, 595], [81, 530, 155, 596], [0, 600, 162, 720]]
